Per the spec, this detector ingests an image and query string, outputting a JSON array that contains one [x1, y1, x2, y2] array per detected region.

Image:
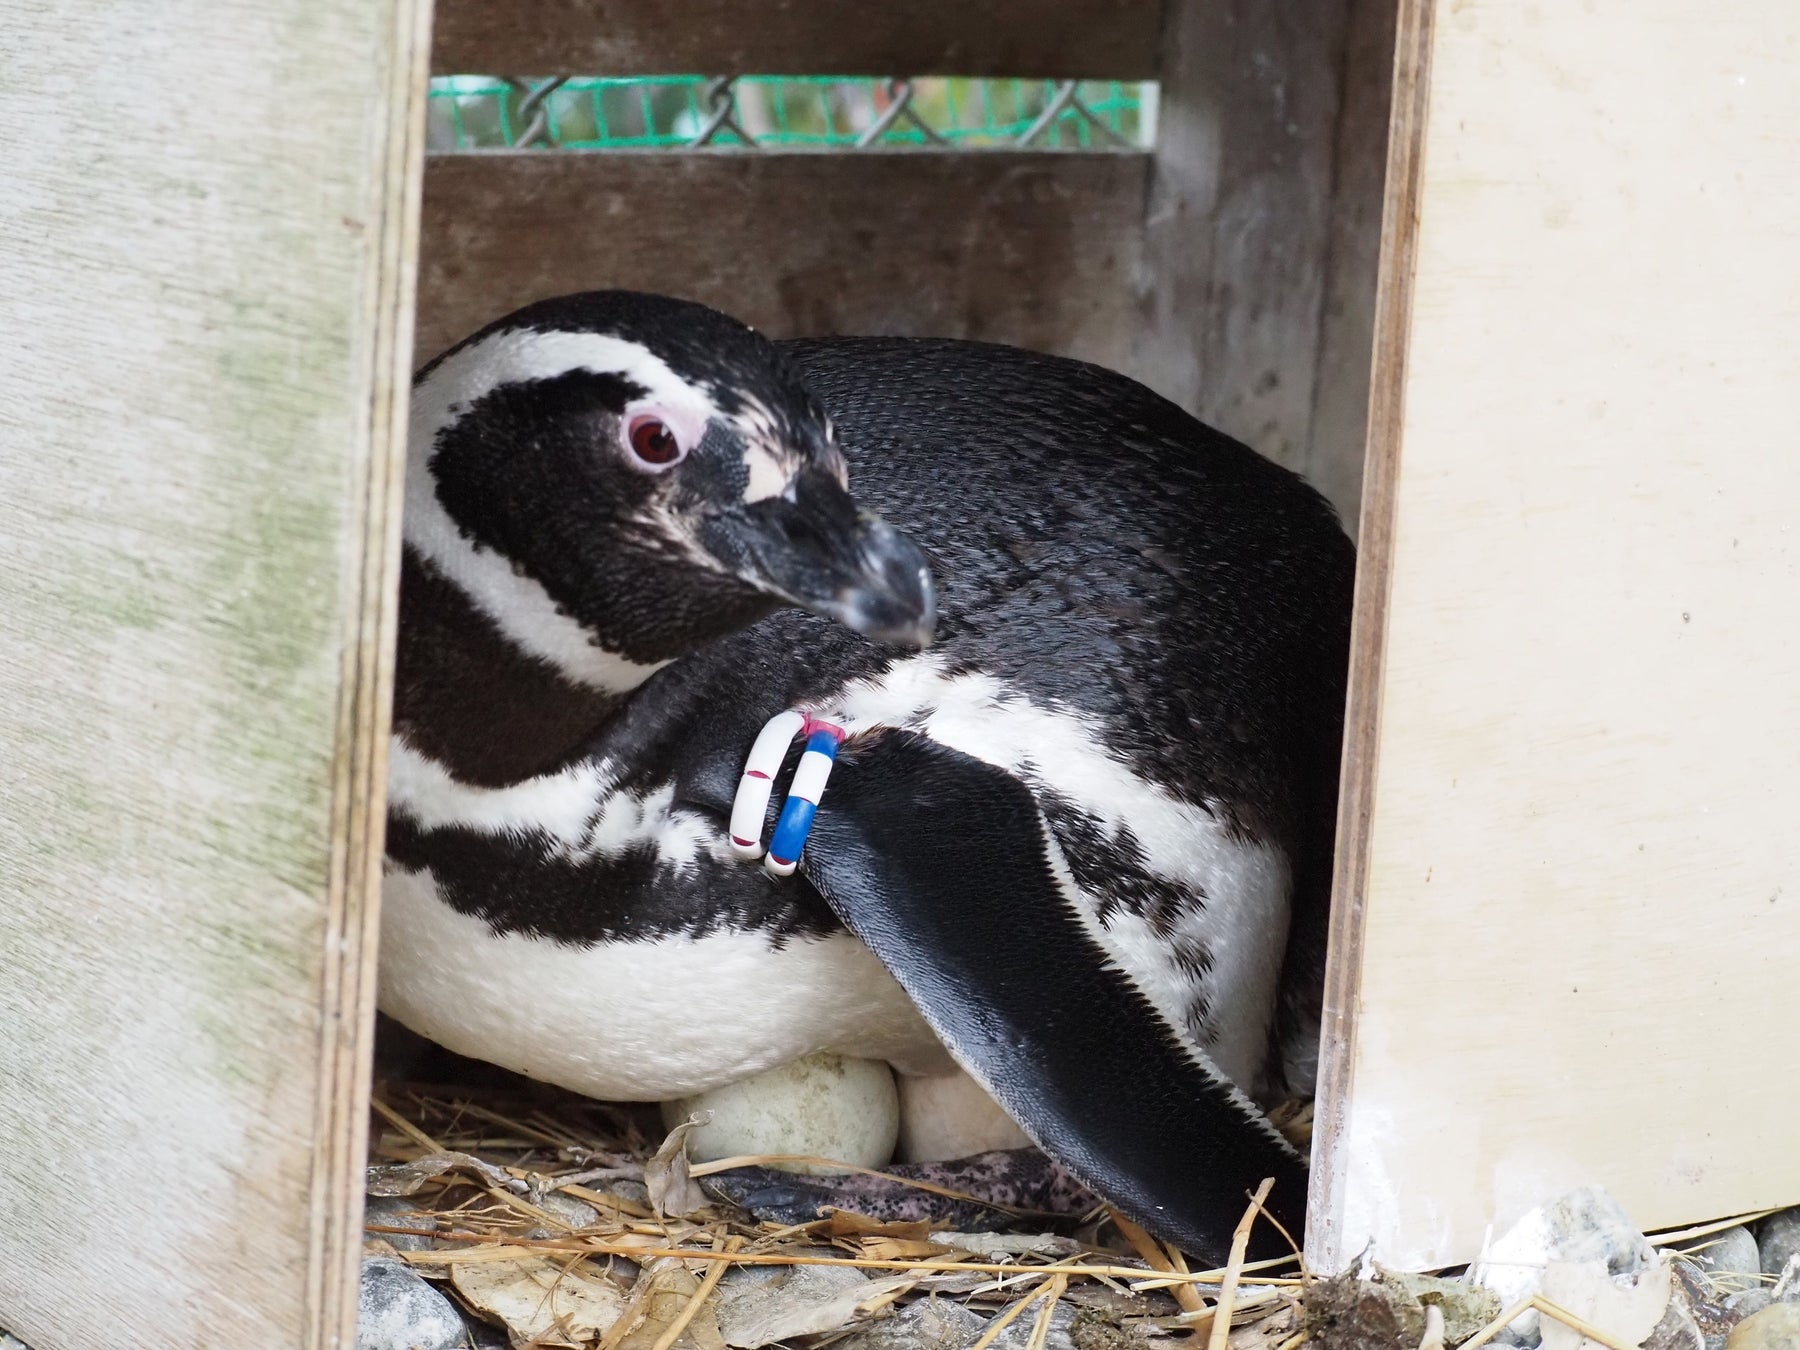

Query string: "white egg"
[[660, 1052, 899, 1175]]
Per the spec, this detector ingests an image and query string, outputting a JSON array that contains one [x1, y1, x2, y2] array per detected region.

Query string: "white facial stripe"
[[408, 328, 720, 692], [734, 394, 798, 503], [744, 446, 791, 504], [822, 654, 1294, 1098]]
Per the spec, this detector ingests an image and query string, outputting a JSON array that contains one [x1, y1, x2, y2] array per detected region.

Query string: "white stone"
[[357, 1256, 466, 1350], [1468, 1186, 1654, 1343]]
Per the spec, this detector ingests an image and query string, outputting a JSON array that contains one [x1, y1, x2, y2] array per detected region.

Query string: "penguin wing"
[[801, 727, 1306, 1263]]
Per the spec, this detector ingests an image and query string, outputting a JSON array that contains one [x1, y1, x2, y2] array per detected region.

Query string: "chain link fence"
[[428, 75, 1155, 152]]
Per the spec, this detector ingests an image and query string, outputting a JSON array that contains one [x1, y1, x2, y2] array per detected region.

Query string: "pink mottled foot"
[[701, 1148, 1095, 1230]]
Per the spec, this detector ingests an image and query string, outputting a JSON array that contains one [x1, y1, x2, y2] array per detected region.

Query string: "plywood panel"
[[431, 0, 1160, 78], [416, 151, 1148, 374], [0, 0, 426, 1344], [1311, 0, 1800, 1271]]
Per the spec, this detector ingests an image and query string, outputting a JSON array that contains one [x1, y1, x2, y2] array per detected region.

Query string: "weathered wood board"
[[0, 0, 426, 1344], [1311, 0, 1800, 1270], [431, 0, 1161, 78], [1136, 0, 1356, 499], [415, 151, 1150, 376]]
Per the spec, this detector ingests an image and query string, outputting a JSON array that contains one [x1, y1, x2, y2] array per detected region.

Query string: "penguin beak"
[[702, 467, 938, 648]]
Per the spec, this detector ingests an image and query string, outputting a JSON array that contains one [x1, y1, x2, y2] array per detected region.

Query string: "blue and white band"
[[729, 710, 847, 877]]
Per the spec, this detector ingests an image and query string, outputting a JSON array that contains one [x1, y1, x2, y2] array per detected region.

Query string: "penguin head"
[[407, 292, 936, 689]]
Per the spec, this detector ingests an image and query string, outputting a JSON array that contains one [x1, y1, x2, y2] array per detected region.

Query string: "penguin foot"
[[700, 1147, 1095, 1231]]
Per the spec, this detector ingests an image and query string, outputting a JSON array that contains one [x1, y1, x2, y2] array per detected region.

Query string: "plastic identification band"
[[728, 710, 847, 877]]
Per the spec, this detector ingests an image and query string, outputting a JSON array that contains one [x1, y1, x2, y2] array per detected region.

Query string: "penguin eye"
[[626, 416, 684, 469]]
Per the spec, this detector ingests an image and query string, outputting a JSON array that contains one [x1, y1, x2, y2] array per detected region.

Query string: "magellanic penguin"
[[381, 291, 1355, 1263]]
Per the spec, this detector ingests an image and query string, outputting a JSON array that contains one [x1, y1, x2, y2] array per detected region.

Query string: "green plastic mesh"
[[427, 76, 1152, 152]]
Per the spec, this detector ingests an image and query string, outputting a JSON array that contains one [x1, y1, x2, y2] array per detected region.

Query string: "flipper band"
[[729, 711, 845, 875]]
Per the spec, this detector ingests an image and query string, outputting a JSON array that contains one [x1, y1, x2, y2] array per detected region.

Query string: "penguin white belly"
[[379, 866, 949, 1100]]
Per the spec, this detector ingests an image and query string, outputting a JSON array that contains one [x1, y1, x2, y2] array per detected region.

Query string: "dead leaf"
[[368, 1151, 523, 1198], [1541, 1256, 1673, 1350], [714, 1264, 915, 1348], [646, 1118, 709, 1220], [451, 1255, 628, 1347], [825, 1212, 933, 1242], [611, 1256, 727, 1350], [858, 1237, 959, 1261]]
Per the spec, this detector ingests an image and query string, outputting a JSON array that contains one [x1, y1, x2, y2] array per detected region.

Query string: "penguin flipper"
[[802, 729, 1306, 1264]]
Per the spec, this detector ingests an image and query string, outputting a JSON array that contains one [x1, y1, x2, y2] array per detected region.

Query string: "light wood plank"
[[1311, 0, 1800, 1270], [416, 151, 1149, 374], [431, 0, 1160, 78], [0, 0, 427, 1344]]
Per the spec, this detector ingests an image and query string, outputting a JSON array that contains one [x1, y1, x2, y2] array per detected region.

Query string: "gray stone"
[[1756, 1208, 1800, 1277], [523, 1190, 601, 1239], [364, 1194, 439, 1252], [831, 1298, 987, 1349], [1699, 1228, 1765, 1294], [1728, 1302, 1800, 1349], [357, 1256, 468, 1350], [988, 1300, 1080, 1350], [1724, 1289, 1773, 1321], [1, 1333, 34, 1349]]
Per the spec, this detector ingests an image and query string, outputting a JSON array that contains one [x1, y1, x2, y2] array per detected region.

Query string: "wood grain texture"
[[1308, 0, 1432, 1274], [415, 151, 1148, 373], [1133, 0, 1361, 521], [1305, 0, 1398, 542], [1311, 0, 1800, 1270], [0, 1, 426, 1345], [430, 0, 1161, 78]]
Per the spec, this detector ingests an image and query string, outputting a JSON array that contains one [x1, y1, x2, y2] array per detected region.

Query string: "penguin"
[[380, 290, 1354, 1262]]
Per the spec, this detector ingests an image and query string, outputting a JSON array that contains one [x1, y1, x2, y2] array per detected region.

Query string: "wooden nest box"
[[2, 0, 1796, 1343]]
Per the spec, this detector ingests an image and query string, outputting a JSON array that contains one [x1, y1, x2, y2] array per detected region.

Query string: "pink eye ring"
[[627, 415, 683, 467]]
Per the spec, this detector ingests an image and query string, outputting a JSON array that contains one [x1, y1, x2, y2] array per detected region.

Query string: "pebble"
[[364, 1195, 438, 1252], [1699, 1227, 1765, 1293], [1, 1333, 33, 1349], [1727, 1302, 1800, 1349], [987, 1301, 1080, 1350], [1756, 1208, 1800, 1277], [523, 1190, 601, 1239], [1723, 1289, 1773, 1321], [357, 1256, 468, 1350]]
